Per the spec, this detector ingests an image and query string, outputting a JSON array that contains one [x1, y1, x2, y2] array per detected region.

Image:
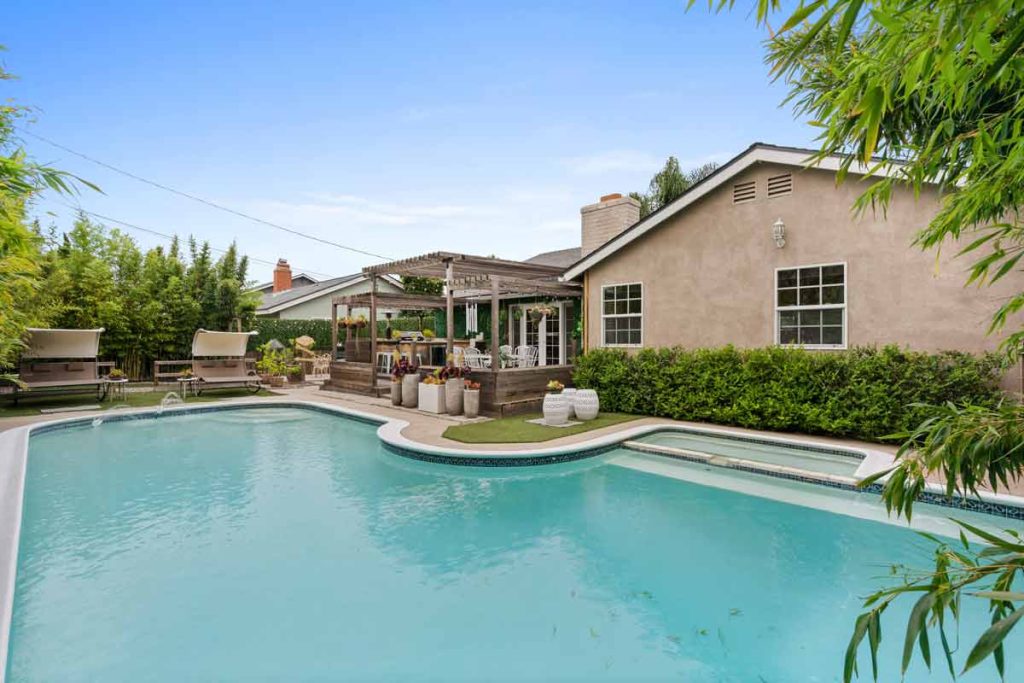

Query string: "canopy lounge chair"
[[191, 329, 261, 395], [10, 328, 108, 405]]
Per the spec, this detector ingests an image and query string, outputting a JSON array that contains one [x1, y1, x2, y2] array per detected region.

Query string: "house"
[[560, 143, 1021, 382], [254, 259, 403, 320]]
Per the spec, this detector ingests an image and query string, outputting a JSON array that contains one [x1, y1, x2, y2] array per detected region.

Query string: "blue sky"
[[5, 0, 812, 281]]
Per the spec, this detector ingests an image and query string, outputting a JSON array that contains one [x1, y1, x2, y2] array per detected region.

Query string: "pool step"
[[622, 440, 856, 486]]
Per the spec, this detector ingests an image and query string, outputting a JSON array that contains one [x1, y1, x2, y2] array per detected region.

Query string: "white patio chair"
[[375, 352, 393, 375], [463, 347, 489, 369], [499, 345, 515, 368], [452, 346, 466, 366], [515, 345, 539, 368]]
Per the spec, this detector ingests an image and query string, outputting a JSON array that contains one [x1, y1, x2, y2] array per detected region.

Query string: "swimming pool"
[[627, 428, 865, 477], [5, 405, 1022, 681]]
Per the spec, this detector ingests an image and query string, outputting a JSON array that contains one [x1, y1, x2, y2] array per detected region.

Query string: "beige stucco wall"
[[584, 163, 1022, 366]]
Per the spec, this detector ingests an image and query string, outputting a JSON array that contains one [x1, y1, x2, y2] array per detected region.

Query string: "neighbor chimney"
[[580, 193, 641, 257], [273, 258, 293, 293]]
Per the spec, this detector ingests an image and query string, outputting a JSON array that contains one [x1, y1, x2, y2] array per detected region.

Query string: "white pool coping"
[[1, 398, 1023, 679]]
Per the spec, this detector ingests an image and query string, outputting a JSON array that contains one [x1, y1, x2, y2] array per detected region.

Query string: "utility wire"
[[21, 128, 393, 262], [55, 201, 335, 279]]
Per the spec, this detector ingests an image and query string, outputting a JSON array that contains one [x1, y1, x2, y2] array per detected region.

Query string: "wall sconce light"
[[772, 217, 786, 248]]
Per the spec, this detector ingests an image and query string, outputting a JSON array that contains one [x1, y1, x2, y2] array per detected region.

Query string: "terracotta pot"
[[464, 389, 480, 418], [445, 379, 464, 415], [391, 381, 402, 406], [401, 374, 419, 408]]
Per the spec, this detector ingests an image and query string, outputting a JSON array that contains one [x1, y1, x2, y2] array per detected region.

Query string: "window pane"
[[777, 269, 798, 288], [799, 310, 821, 326], [628, 330, 641, 345], [822, 285, 844, 304], [777, 289, 797, 306], [822, 326, 843, 345], [615, 300, 627, 315], [628, 284, 641, 299], [779, 327, 798, 344], [822, 309, 843, 325], [799, 267, 820, 286], [779, 310, 798, 326], [603, 287, 614, 301], [822, 265, 844, 285], [605, 318, 618, 332], [628, 298, 641, 314], [603, 301, 615, 315], [604, 331, 615, 345], [799, 288, 820, 306], [799, 327, 821, 345]]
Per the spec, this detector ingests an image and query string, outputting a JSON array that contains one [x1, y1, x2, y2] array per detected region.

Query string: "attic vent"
[[732, 180, 756, 204], [767, 173, 793, 198]]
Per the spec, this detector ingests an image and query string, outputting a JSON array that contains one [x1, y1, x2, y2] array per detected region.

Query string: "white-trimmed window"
[[776, 263, 846, 348], [602, 283, 642, 346]]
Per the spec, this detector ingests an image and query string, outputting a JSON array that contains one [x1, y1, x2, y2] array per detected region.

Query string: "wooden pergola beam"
[[362, 251, 565, 280]]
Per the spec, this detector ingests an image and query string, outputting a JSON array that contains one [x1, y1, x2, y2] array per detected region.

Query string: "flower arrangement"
[[341, 316, 354, 329], [354, 315, 368, 329], [422, 329, 435, 339], [178, 368, 194, 379], [391, 330, 402, 340], [390, 356, 418, 381], [438, 362, 470, 381], [465, 380, 480, 391], [546, 379, 564, 393], [422, 368, 444, 385], [529, 304, 556, 321], [108, 368, 126, 380]]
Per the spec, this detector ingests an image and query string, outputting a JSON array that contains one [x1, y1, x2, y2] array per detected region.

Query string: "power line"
[[54, 202, 335, 279], [20, 128, 393, 262]]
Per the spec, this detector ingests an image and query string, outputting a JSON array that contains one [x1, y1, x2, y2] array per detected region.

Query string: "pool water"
[[631, 430, 863, 477], [7, 406, 1021, 681]]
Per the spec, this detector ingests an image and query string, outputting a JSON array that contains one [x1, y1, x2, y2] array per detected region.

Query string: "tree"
[[706, 1, 1024, 679], [631, 156, 719, 218], [0, 56, 97, 373]]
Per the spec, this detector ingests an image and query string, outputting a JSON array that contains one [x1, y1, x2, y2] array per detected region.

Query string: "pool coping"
[[2, 398, 1024, 679]]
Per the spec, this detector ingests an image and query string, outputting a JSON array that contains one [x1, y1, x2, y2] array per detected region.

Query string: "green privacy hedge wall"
[[249, 316, 444, 351], [573, 345, 1006, 442]]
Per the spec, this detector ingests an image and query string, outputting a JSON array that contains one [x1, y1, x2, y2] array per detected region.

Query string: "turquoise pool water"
[[7, 406, 1021, 681], [631, 430, 862, 477]]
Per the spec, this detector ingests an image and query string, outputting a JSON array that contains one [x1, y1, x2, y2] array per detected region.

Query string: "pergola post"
[[445, 259, 455, 358], [491, 276, 500, 374], [330, 302, 338, 361], [369, 274, 378, 388]]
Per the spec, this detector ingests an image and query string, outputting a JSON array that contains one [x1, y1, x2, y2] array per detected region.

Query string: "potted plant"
[[440, 358, 470, 416], [392, 357, 419, 408], [422, 328, 435, 340], [542, 379, 570, 426], [418, 370, 447, 414], [178, 368, 194, 379], [463, 380, 481, 418], [107, 368, 126, 380], [391, 330, 402, 341], [286, 364, 304, 385], [256, 342, 289, 387]]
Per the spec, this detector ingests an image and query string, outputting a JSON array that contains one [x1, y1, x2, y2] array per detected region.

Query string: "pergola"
[[330, 252, 580, 376]]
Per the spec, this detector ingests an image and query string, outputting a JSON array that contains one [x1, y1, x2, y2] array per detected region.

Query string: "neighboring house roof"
[[524, 247, 582, 269], [256, 273, 402, 316], [561, 142, 912, 280], [250, 273, 320, 294]]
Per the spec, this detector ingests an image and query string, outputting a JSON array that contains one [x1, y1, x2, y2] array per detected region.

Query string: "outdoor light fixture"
[[772, 217, 786, 248]]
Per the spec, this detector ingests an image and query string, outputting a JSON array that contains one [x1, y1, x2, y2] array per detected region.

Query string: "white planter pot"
[[418, 383, 447, 414], [542, 392, 570, 426], [561, 388, 577, 420], [463, 389, 480, 418], [445, 379, 464, 415], [402, 374, 419, 408], [390, 381, 402, 406], [573, 389, 599, 421]]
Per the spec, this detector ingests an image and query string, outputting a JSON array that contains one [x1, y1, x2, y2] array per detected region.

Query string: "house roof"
[[256, 273, 402, 315], [250, 273, 319, 293], [524, 247, 582, 268], [561, 142, 912, 280]]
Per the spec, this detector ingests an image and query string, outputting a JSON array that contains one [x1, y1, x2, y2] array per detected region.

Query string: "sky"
[[4, 0, 813, 282]]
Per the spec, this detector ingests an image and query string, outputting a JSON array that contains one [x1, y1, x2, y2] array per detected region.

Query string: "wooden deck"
[[321, 362, 574, 415]]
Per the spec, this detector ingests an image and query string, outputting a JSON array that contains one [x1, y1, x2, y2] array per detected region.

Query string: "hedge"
[[249, 316, 441, 352], [572, 345, 1006, 442]]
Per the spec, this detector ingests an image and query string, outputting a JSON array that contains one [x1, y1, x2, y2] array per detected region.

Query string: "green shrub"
[[251, 319, 333, 351], [573, 345, 1006, 442]]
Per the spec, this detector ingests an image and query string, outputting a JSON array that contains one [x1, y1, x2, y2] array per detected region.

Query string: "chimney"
[[580, 193, 641, 257], [272, 258, 293, 293]]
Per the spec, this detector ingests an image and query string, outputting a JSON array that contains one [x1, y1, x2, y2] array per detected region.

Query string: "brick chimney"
[[272, 258, 293, 293], [580, 193, 641, 257]]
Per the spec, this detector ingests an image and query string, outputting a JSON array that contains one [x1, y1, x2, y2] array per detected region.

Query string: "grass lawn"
[[442, 412, 640, 444], [0, 387, 281, 418]]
